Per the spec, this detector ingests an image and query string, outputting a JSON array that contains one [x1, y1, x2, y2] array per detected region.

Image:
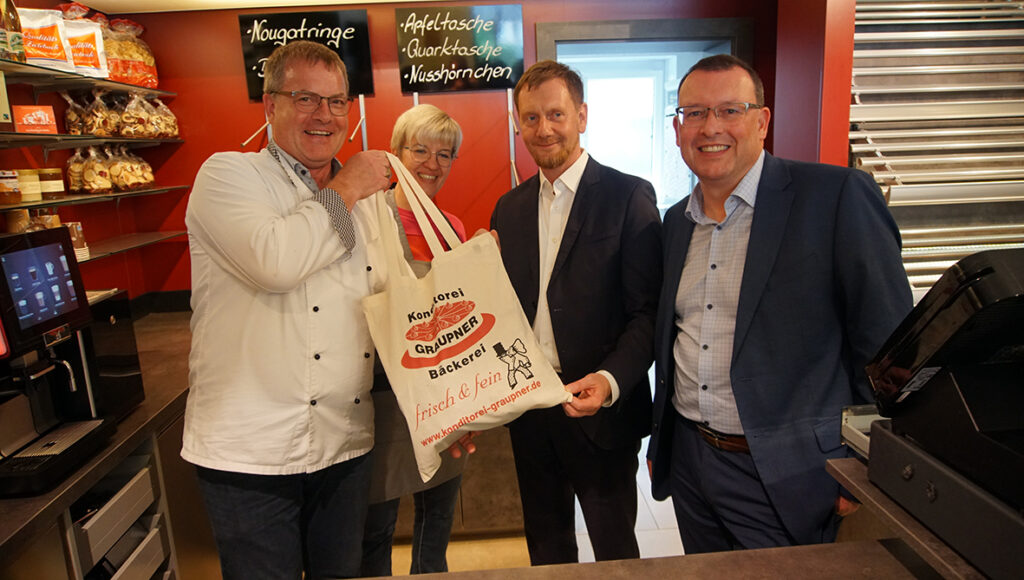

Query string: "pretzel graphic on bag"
[[400, 299, 496, 369], [405, 300, 475, 341]]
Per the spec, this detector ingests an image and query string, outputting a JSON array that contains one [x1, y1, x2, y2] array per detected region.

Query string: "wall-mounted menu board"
[[239, 10, 374, 101], [396, 5, 524, 94]]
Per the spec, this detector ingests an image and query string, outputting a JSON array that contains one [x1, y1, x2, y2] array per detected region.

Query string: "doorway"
[[539, 18, 753, 215], [558, 40, 730, 213]]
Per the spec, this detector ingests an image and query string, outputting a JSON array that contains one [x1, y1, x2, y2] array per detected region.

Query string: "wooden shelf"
[[81, 231, 186, 263], [0, 186, 189, 211]]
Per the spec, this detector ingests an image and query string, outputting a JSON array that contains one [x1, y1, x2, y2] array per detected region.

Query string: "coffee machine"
[[0, 227, 116, 496]]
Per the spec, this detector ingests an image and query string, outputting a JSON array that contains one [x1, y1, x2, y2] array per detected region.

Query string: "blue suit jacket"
[[648, 153, 912, 543], [491, 156, 662, 448]]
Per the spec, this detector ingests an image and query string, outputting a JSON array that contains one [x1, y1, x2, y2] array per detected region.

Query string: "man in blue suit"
[[647, 54, 912, 551]]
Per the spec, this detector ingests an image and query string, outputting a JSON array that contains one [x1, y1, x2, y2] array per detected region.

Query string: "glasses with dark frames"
[[269, 90, 353, 116], [672, 102, 762, 126]]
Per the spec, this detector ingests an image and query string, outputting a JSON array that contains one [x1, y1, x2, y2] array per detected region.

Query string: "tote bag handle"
[[373, 187, 418, 283], [385, 152, 462, 258]]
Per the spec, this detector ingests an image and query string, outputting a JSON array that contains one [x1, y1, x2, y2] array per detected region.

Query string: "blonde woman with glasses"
[[361, 104, 470, 576]]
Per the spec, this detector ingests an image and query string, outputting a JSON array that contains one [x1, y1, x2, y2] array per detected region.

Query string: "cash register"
[[0, 227, 115, 496], [865, 248, 1024, 580]]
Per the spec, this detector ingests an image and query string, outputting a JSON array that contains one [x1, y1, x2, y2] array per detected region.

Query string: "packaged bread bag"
[[105, 18, 157, 88], [58, 3, 109, 78], [19, 8, 76, 72]]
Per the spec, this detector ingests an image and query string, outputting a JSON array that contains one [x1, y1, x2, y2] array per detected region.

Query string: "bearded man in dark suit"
[[490, 60, 663, 565]]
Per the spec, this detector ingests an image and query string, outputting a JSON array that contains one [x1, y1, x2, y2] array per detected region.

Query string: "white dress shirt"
[[182, 145, 386, 475], [534, 151, 619, 403]]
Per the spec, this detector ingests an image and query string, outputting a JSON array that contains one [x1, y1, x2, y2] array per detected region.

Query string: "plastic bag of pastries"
[[59, 92, 87, 135], [107, 145, 150, 191], [57, 3, 91, 19], [126, 147, 155, 187], [82, 146, 113, 194], [90, 13, 129, 85], [149, 98, 179, 138], [83, 90, 120, 137], [119, 93, 156, 138], [66, 149, 86, 193], [105, 146, 126, 191]]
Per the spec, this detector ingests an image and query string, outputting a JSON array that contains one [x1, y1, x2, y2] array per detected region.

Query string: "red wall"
[[820, 0, 856, 167], [8, 0, 854, 297], [773, 0, 855, 165]]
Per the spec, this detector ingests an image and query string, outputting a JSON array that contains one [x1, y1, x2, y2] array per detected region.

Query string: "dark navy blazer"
[[648, 152, 913, 543], [490, 156, 663, 449]]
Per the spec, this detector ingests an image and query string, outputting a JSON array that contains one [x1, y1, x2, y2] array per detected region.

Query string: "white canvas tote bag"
[[363, 153, 571, 481]]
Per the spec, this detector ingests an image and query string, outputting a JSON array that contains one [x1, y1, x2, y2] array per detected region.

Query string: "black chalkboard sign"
[[395, 4, 524, 94], [238, 11, 374, 101]]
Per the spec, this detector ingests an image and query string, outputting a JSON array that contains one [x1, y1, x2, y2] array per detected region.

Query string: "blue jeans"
[[361, 474, 462, 576], [196, 454, 371, 580]]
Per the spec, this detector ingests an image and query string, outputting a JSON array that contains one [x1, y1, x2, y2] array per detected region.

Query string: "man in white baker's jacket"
[[183, 40, 393, 580]]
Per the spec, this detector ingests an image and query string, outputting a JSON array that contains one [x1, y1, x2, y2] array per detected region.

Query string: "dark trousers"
[[509, 406, 641, 565], [195, 454, 371, 580], [668, 412, 800, 552], [361, 474, 462, 576]]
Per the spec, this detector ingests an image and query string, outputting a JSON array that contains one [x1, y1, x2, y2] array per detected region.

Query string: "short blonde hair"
[[390, 104, 463, 156]]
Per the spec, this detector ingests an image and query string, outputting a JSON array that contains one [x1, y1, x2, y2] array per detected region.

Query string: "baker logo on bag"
[[493, 339, 534, 389], [401, 288, 497, 378]]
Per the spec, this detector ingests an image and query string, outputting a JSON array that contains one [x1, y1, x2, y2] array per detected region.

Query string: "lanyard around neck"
[[267, 142, 304, 191]]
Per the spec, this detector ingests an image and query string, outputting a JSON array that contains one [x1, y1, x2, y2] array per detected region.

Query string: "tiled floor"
[[391, 437, 683, 574], [574, 437, 683, 563]]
